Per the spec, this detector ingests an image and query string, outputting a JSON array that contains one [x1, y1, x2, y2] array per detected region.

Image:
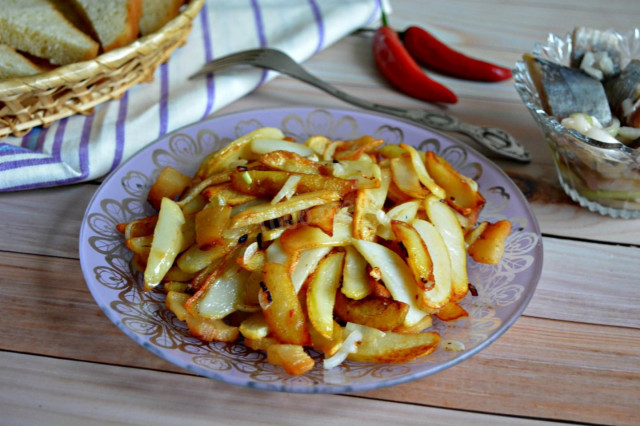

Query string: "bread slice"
[[0, 44, 48, 79], [140, 0, 184, 35], [70, 0, 143, 52], [0, 0, 99, 65]]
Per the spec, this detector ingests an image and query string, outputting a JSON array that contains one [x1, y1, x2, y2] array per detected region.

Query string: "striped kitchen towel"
[[0, 0, 386, 192]]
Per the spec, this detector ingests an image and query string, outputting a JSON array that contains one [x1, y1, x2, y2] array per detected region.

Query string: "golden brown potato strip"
[[424, 151, 485, 218], [259, 150, 322, 174], [302, 201, 340, 236], [202, 183, 257, 206], [391, 220, 434, 290], [195, 204, 232, 248], [230, 190, 341, 229], [148, 166, 192, 211], [279, 221, 352, 254], [165, 291, 190, 321], [391, 154, 426, 198], [195, 127, 284, 178], [260, 263, 311, 345], [231, 170, 356, 198], [353, 168, 391, 241], [306, 251, 345, 339], [117, 215, 158, 238], [467, 220, 512, 265], [346, 323, 440, 364], [334, 292, 409, 331], [266, 344, 315, 376], [434, 302, 469, 321], [185, 314, 239, 342]]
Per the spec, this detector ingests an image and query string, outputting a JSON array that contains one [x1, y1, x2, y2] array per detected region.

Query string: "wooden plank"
[[0, 351, 563, 426], [359, 316, 640, 426], [0, 184, 96, 259], [0, 245, 638, 423], [525, 237, 640, 328]]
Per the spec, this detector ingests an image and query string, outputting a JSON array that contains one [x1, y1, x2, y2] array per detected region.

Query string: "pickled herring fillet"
[[570, 27, 622, 80], [524, 54, 612, 125], [605, 59, 640, 128]]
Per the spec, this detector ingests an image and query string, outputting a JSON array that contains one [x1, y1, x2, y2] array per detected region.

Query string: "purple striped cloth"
[[0, 0, 386, 192]]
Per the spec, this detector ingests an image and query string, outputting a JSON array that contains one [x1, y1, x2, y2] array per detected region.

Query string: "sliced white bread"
[[0, 0, 99, 66], [0, 44, 48, 79], [140, 0, 184, 35], [70, 0, 143, 52]]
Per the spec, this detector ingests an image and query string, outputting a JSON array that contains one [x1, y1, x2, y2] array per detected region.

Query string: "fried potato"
[[259, 150, 322, 174], [351, 238, 429, 327], [306, 251, 345, 339], [260, 263, 311, 345], [267, 344, 315, 376], [148, 166, 192, 211], [424, 195, 468, 302], [334, 292, 408, 331], [144, 198, 185, 291], [468, 220, 512, 265], [121, 126, 513, 375], [230, 190, 341, 229], [345, 323, 440, 364]]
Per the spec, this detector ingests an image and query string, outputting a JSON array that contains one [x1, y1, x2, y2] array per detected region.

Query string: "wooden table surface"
[[2, 1, 639, 424]]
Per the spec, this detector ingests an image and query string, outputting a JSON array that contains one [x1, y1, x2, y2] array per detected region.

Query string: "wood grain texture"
[[0, 352, 562, 426], [1, 1, 639, 424]]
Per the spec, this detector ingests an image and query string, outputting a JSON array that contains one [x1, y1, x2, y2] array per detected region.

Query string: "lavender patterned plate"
[[79, 107, 543, 393]]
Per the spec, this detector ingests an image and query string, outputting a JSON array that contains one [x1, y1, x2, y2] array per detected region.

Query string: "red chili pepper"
[[401, 26, 512, 82], [373, 25, 458, 104]]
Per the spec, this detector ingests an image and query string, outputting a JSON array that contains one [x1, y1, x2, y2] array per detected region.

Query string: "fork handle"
[[268, 62, 531, 163]]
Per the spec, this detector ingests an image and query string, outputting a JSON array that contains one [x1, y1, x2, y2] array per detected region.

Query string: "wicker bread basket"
[[0, 0, 205, 139]]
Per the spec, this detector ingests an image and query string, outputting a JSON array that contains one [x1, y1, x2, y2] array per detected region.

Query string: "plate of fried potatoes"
[[80, 107, 542, 393]]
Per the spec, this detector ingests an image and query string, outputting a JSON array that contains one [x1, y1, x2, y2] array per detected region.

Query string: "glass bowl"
[[513, 28, 640, 219]]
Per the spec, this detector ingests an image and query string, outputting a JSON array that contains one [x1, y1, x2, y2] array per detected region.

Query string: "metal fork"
[[190, 48, 530, 163]]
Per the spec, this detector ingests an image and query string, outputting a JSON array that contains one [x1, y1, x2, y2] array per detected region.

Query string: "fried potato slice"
[[290, 246, 332, 293], [424, 151, 485, 217], [306, 251, 345, 339], [186, 261, 249, 319], [239, 312, 270, 340], [196, 127, 284, 178], [279, 220, 352, 254], [353, 167, 391, 241], [400, 143, 445, 199], [330, 160, 381, 190], [412, 219, 453, 309], [424, 195, 468, 302], [267, 344, 315, 376], [165, 291, 190, 321], [303, 201, 340, 236], [144, 198, 185, 291], [259, 150, 322, 174], [309, 320, 343, 356], [467, 219, 512, 265], [434, 301, 469, 321], [391, 220, 434, 290], [345, 323, 440, 364], [376, 200, 421, 240], [260, 263, 311, 345], [334, 292, 409, 331], [230, 190, 341, 229], [231, 170, 356, 198], [148, 166, 192, 211], [391, 154, 426, 198], [185, 314, 239, 342], [195, 204, 232, 248], [351, 238, 429, 327], [340, 246, 372, 300]]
